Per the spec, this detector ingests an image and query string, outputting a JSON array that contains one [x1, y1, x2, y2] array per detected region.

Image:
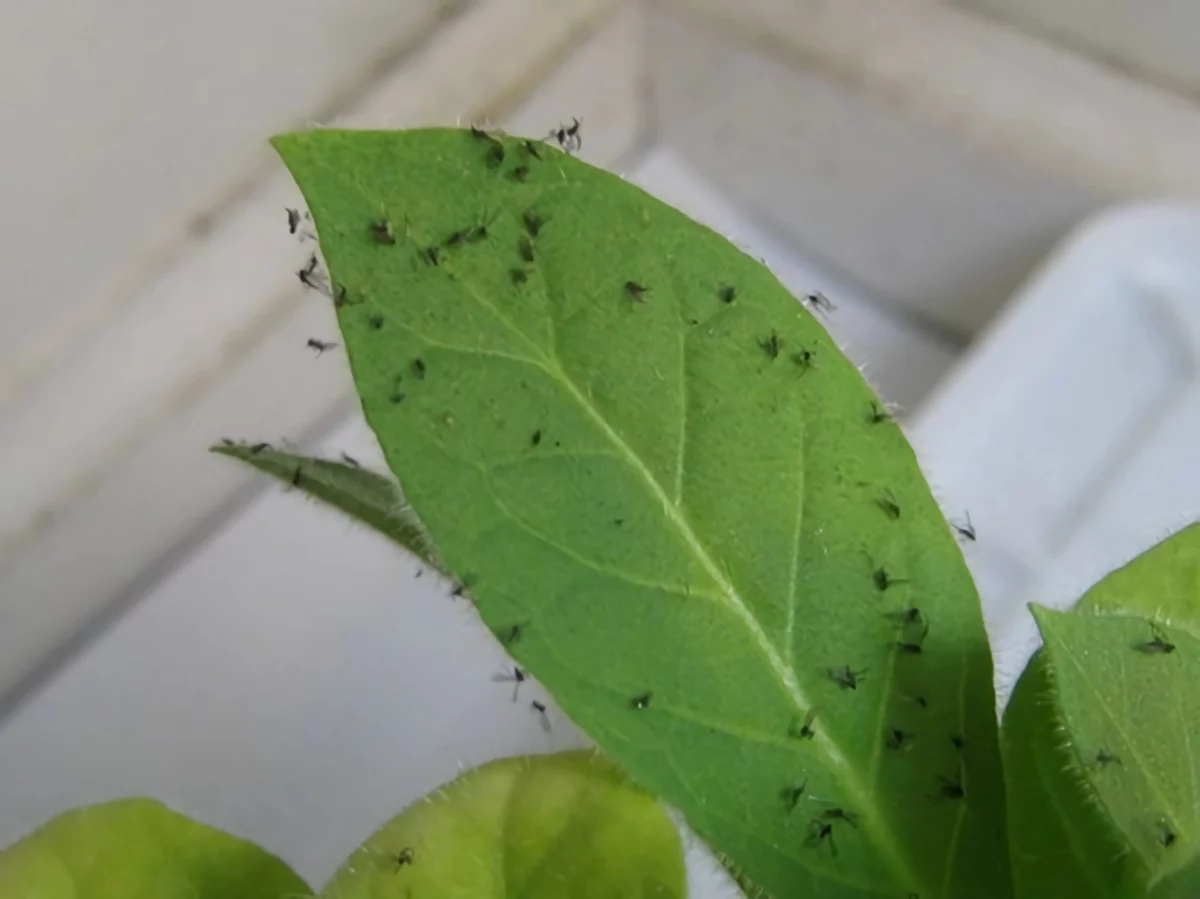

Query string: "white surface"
[[0, 0, 628, 705], [910, 203, 1200, 695], [0, 0, 449, 393]]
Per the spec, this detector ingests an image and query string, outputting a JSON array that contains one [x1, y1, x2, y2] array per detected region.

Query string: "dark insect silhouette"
[[492, 666, 527, 702], [873, 566, 907, 592], [421, 245, 440, 266], [412, 358, 427, 380], [297, 253, 325, 291], [511, 165, 530, 182], [759, 330, 782, 360], [896, 619, 930, 655], [805, 820, 837, 857], [1088, 748, 1121, 768], [936, 776, 965, 800], [631, 692, 653, 710], [393, 847, 415, 867], [518, 237, 535, 263], [828, 665, 866, 690], [341, 452, 359, 467], [624, 281, 650, 302], [510, 268, 529, 285], [822, 807, 860, 829], [369, 218, 396, 245], [789, 708, 818, 740], [1133, 623, 1176, 654], [286, 207, 302, 234], [249, 442, 270, 455], [886, 728, 913, 751], [367, 314, 384, 330], [884, 607, 923, 626], [531, 429, 542, 447], [792, 349, 814, 374], [499, 623, 525, 646], [718, 283, 737, 303], [951, 734, 966, 751], [1157, 818, 1177, 848], [876, 490, 901, 520], [951, 511, 977, 542], [805, 290, 835, 315], [522, 210, 544, 237], [306, 338, 337, 356], [531, 700, 551, 732], [550, 117, 582, 152], [522, 139, 543, 160], [780, 780, 807, 812], [866, 402, 892, 424], [291, 467, 303, 488]]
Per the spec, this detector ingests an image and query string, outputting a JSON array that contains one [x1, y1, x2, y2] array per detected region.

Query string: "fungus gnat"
[[249, 442, 270, 455], [884, 607, 923, 626], [291, 467, 303, 488], [951, 734, 966, 751], [805, 820, 837, 857], [876, 490, 901, 520], [780, 781, 807, 813], [886, 728, 913, 751], [518, 237, 535, 263], [789, 708, 818, 740], [369, 218, 396, 245], [1157, 818, 1177, 848], [530, 700, 551, 732], [792, 349, 814, 374], [718, 283, 737, 303], [499, 623, 525, 646], [872, 566, 907, 592], [551, 118, 582, 153], [866, 402, 891, 424], [219, 437, 234, 446], [510, 268, 529, 285], [804, 290, 835, 315], [624, 281, 650, 302], [412, 358, 427, 380], [822, 807, 860, 829], [531, 429, 542, 447], [306, 338, 338, 356], [828, 665, 866, 690], [1088, 748, 1121, 768], [367, 314, 384, 330], [297, 253, 325, 291], [393, 847, 415, 867], [491, 666, 527, 702], [522, 210, 543, 237], [445, 228, 470, 248], [421, 245, 440, 266], [936, 776, 965, 801], [286, 207, 302, 235], [759, 330, 783, 360], [952, 511, 977, 542], [522, 139, 543, 160], [341, 452, 359, 468], [631, 692, 653, 710], [485, 141, 505, 167], [512, 165, 530, 182], [1133, 623, 1176, 654], [896, 620, 930, 655]]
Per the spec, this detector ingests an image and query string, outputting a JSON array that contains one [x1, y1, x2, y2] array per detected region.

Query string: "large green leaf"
[[319, 750, 685, 898], [273, 126, 1009, 898], [1002, 524, 1200, 898], [0, 798, 309, 898], [211, 441, 442, 570], [1031, 607, 1200, 896]]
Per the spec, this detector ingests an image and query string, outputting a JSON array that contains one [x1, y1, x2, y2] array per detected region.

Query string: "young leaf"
[[0, 798, 310, 898], [319, 750, 685, 898], [1031, 607, 1200, 894], [211, 441, 442, 570], [273, 127, 1009, 899], [1001, 524, 1200, 898]]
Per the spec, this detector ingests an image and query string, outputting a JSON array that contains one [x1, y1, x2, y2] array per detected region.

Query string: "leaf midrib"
[[330, 181, 927, 894]]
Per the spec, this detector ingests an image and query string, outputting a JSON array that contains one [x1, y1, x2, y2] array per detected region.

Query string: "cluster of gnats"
[[240, 122, 1098, 887]]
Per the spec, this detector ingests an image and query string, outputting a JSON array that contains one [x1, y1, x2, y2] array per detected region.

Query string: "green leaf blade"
[[1033, 606, 1200, 889], [274, 127, 1009, 898], [211, 442, 441, 570], [318, 750, 685, 899], [0, 798, 310, 898]]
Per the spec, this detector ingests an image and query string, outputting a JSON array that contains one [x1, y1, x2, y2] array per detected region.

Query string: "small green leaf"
[[1032, 606, 1200, 894], [0, 798, 310, 898], [318, 750, 685, 898], [211, 441, 441, 570], [273, 127, 1008, 898], [1002, 524, 1200, 898]]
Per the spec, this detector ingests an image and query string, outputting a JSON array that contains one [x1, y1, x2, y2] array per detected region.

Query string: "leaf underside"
[[319, 750, 686, 898], [211, 442, 442, 571], [273, 127, 1008, 899], [1002, 524, 1200, 898], [0, 798, 309, 898]]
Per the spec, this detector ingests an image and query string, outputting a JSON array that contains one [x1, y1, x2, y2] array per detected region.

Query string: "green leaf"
[[318, 750, 685, 898], [1030, 606, 1200, 896], [273, 126, 1009, 899], [0, 798, 310, 898], [1001, 524, 1200, 899], [211, 441, 442, 570]]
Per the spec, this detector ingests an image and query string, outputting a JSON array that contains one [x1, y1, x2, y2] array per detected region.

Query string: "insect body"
[[530, 700, 551, 732], [306, 338, 337, 356], [789, 708, 818, 740], [1133, 623, 1176, 654], [492, 666, 527, 702], [828, 665, 866, 690], [631, 692, 653, 710]]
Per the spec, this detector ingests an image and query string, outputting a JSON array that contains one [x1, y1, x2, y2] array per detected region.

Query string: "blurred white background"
[[2, 0, 1200, 894]]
